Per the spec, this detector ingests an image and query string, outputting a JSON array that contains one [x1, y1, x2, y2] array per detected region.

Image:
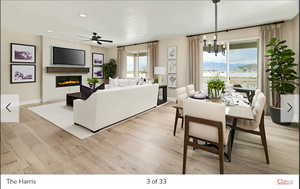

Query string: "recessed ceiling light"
[[79, 13, 87, 18], [47, 30, 53, 33]]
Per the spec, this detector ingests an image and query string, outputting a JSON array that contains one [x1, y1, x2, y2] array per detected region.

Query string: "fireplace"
[[56, 76, 82, 87]]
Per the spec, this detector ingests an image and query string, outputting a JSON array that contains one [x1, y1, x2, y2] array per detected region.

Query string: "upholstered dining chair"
[[251, 89, 261, 106], [182, 98, 231, 174], [173, 87, 188, 136], [186, 84, 196, 96], [229, 92, 269, 164]]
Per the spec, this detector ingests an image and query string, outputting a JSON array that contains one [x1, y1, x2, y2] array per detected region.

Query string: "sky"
[[126, 47, 257, 73], [204, 47, 257, 65]]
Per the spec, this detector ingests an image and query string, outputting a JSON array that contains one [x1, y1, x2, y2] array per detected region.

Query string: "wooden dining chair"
[[229, 92, 269, 164], [173, 87, 187, 136], [182, 98, 231, 174], [186, 84, 196, 96]]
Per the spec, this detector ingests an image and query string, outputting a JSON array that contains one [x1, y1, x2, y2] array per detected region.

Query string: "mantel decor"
[[46, 66, 90, 73]]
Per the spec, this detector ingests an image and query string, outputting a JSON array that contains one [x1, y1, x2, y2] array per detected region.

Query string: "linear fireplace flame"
[[56, 76, 82, 88]]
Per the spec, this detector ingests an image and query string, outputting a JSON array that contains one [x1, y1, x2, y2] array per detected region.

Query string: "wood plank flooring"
[[1, 102, 299, 174]]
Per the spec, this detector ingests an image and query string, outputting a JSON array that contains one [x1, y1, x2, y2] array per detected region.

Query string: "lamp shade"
[[154, 66, 166, 75]]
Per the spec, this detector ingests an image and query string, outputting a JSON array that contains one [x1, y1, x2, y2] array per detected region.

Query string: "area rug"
[[28, 102, 94, 139]]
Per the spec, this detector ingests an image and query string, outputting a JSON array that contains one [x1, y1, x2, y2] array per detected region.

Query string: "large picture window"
[[126, 56, 135, 78], [201, 40, 258, 91], [126, 51, 148, 78]]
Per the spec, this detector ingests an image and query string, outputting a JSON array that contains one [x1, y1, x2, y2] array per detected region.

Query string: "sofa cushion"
[[118, 79, 129, 87], [80, 85, 94, 99]]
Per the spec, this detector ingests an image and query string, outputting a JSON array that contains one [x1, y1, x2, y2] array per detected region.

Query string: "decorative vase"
[[208, 88, 222, 99]]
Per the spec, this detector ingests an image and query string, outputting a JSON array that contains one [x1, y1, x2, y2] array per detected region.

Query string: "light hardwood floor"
[[1, 102, 299, 174]]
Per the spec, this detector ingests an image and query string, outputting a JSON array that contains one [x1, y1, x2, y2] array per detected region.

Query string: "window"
[[126, 51, 148, 78], [138, 54, 148, 78], [201, 50, 227, 91], [201, 40, 258, 91], [229, 42, 258, 89], [126, 56, 134, 78]]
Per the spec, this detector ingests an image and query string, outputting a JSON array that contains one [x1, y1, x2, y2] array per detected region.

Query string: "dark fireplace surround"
[[56, 75, 82, 88]]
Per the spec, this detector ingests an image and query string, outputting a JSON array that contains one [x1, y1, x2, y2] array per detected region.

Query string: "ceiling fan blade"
[[97, 41, 102, 45], [99, 39, 113, 43]]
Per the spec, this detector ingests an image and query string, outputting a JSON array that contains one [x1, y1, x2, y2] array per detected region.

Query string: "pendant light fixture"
[[203, 0, 226, 56]]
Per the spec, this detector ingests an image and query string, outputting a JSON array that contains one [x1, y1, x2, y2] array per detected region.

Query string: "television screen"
[[53, 47, 85, 66]]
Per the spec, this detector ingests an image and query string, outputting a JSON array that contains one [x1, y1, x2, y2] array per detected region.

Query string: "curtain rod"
[[186, 20, 285, 38], [117, 40, 159, 48]]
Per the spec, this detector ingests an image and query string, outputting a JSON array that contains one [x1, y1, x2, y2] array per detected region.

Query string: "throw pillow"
[[109, 77, 119, 87], [94, 83, 105, 90], [80, 85, 94, 99]]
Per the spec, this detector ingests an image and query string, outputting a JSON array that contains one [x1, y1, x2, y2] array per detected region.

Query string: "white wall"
[[41, 36, 109, 102], [0, 30, 115, 104], [1, 30, 42, 104], [282, 14, 299, 92], [158, 36, 188, 97], [282, 14, 299, 72]]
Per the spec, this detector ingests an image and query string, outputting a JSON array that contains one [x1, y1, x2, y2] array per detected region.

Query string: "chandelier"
[[203, 0, 226, 56]]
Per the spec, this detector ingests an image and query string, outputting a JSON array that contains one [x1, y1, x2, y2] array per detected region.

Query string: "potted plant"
[[153, 77, 159, 84], [266, 37, 299, 125], [207, 77, 225, 100], [103, 58, 117, 83], [87, 78, 99, 89]]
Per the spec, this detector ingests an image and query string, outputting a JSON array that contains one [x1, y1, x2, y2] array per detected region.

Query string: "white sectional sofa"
[[73, 84, 159, 132]]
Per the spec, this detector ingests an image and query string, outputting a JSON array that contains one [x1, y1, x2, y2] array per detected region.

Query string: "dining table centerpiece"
[[207, 77, 225, 101]]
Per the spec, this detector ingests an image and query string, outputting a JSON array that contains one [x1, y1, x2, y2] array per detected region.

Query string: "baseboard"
[[20, 99, 41, 106], [167, 97, 176, 102]]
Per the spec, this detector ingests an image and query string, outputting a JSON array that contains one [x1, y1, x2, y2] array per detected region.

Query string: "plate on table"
[[191, 93, 207, 100]]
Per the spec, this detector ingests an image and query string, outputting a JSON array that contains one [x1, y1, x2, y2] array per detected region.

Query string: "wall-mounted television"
[[52, 46, 85, 66]]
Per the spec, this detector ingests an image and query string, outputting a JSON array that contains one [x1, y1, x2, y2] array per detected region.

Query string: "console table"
[[157, 85, 167, 105]]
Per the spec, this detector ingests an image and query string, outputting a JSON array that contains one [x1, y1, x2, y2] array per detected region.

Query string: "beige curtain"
[[147, 42, 159, 79], [260, 24, 282, 114], [117, 47, 126, 78], [188, 36, 202, 91]]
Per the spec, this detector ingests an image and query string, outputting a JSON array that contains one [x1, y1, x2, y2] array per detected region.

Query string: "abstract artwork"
[[92, 53, 104, 65], [93, 66, 104, 79], [168, 60, 176, 73], [167, 74, 176, 88], [167, 46, 177, 59], [11, 64, 36, 83], [11, 43, 36, 63]]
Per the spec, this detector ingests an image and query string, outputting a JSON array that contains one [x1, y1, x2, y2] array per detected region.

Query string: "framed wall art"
[[167, 46, 177, 59], [92, 66, 104, 79], [167, 74, 176, 88], [92, 53, 104, 66], [11, 43, 36, 63], [168, 59, 176, 73], [10, 64, 36, 84]]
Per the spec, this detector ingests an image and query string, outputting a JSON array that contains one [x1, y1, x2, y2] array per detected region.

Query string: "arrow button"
[[5, 102, 11, 112], [287, 103, 293, 112]]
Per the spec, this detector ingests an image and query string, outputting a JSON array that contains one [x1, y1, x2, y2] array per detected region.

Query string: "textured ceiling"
[[2, 0, 299, 46]]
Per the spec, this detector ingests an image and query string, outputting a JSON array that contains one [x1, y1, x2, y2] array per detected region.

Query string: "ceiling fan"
[[81, 32, 113, 45]]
